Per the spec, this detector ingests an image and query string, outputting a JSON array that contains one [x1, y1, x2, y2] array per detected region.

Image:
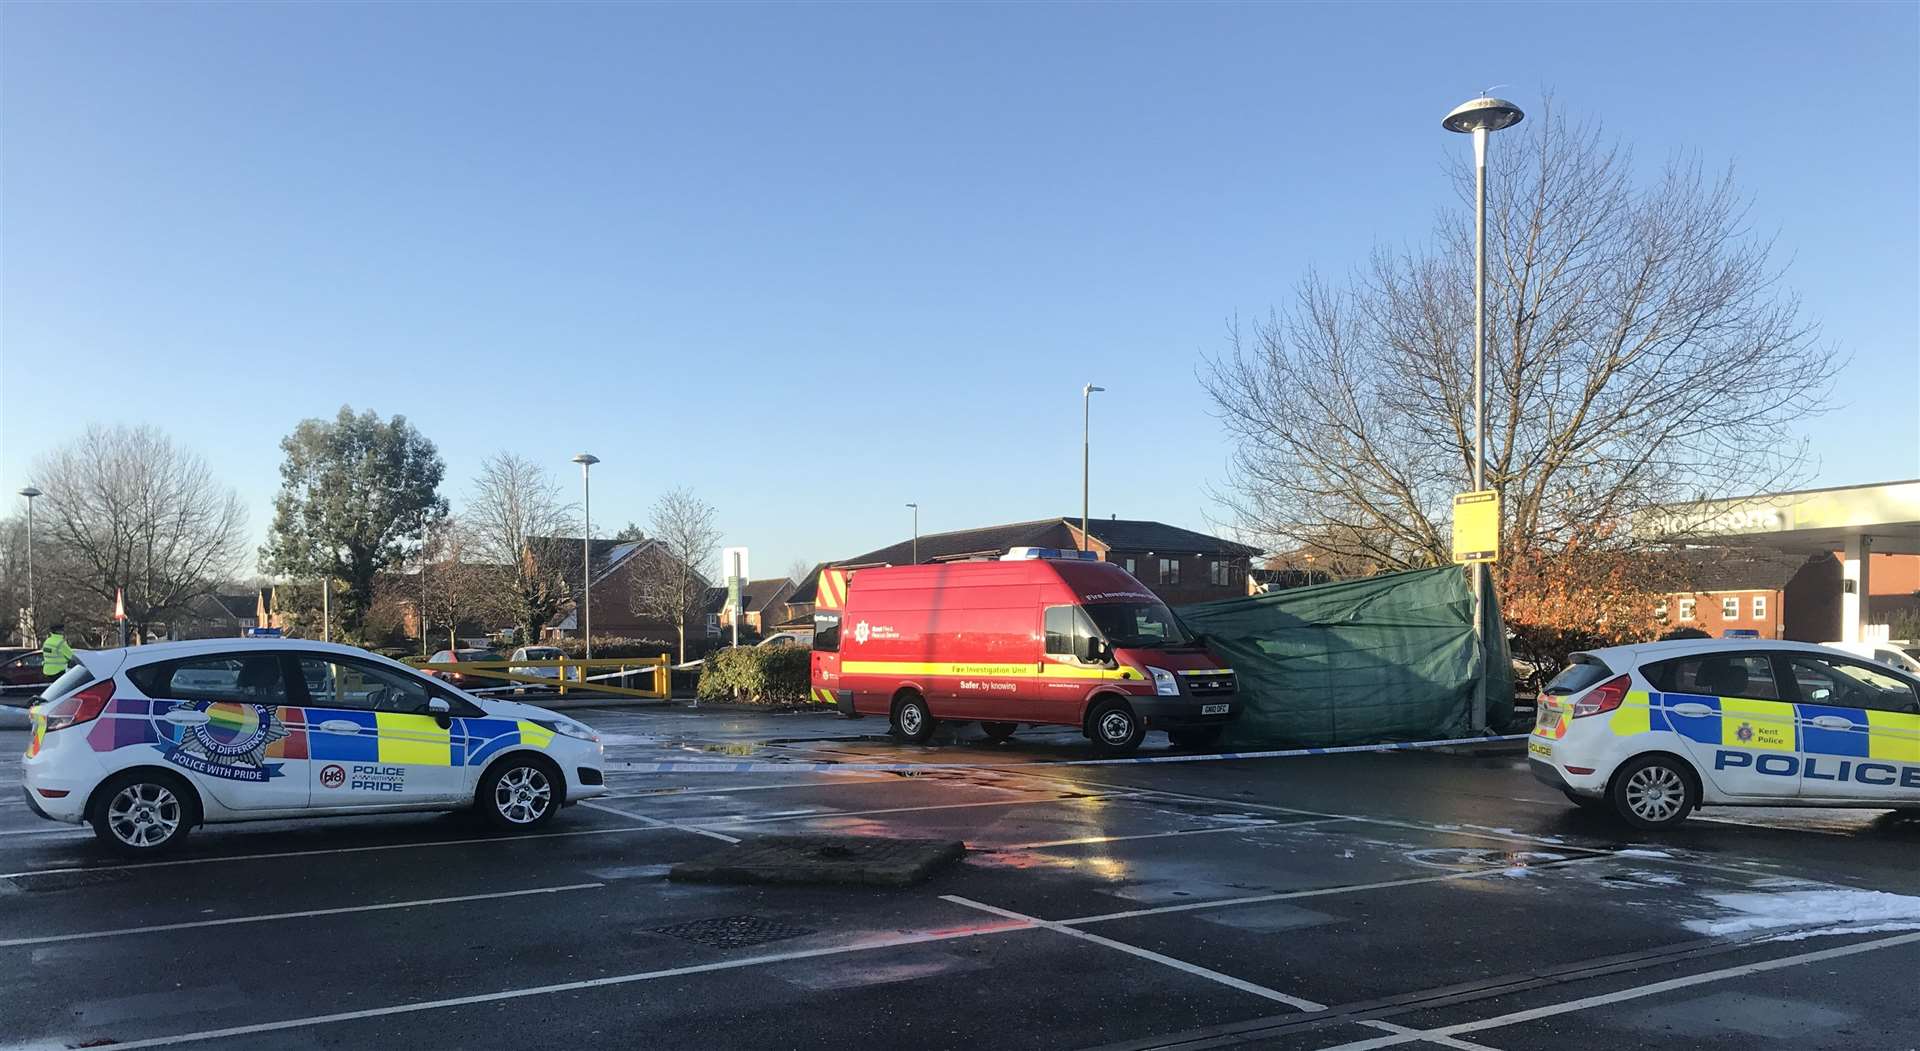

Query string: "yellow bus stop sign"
[[1452, 490, 1500, 563]]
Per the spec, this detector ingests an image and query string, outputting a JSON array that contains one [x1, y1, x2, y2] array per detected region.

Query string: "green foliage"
[[550, 636, 673, 660], [261, 407, 447, 640], [696, 644, 812, 705]]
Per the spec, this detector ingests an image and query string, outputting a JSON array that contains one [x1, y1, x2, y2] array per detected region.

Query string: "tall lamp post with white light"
[[571, 453, 600, 659], [17, 486, 41, 641], [906, 503, 919, 563], [1081, 384, 1105, 551], [1444, 94, 1523, 731]]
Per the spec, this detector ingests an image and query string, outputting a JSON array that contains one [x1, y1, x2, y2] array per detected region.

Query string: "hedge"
[[696, 644, 813, 706]]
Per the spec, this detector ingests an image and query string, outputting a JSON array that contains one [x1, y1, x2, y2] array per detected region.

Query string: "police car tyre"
[[891, 694, 938, 744], [89, 768, 198, 856], [1169, 726, 1224, 749], [477, 753, 564, 830], [1609, 753, 1698, 829], [1088, 698, 1145, 755], [980, 721, 1018, 743]]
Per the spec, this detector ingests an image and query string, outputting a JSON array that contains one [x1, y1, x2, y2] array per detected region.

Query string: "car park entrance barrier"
[[431, 656, 670, 699]]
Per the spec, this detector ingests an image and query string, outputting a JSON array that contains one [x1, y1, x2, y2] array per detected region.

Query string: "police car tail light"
[[1571, 675, 1630, 718], [39, 678, 115, 733]]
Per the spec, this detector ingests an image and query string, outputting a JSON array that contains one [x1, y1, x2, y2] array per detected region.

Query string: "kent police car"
[[21, 639, 607, 854], [1531, 639, 1920, 828]]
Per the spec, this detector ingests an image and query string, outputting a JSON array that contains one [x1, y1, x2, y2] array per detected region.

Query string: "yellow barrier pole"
[[558, 656, 567, 696]]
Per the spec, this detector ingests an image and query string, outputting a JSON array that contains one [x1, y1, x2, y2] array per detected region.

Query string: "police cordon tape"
[[605, 732, 1528, 775]]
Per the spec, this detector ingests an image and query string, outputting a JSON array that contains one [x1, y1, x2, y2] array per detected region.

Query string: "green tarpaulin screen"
[[1177, 566, 1513, 748]]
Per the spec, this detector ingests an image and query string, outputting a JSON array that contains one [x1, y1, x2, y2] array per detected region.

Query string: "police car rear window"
[[1543, 657, 1613, 696]]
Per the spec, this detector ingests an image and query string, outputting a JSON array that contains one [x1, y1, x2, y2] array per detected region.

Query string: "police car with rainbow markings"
[[1531, 638, 1920, 828], [21, 639, 607, 854]]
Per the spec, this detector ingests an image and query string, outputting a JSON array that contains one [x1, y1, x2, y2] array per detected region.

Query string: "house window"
[[1678, 598, 1696, 621], [1721, 596, 1740, 620], [1159, 558, 1179, 585], [1209, 560, 1229, 586], [1752, 595, 1767, 620], [1654, 599, 1669, 620], [1124, 557, 1136, 575]]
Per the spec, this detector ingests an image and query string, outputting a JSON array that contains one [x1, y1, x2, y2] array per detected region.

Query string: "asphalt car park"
[[2, 706, 1917, 1050]]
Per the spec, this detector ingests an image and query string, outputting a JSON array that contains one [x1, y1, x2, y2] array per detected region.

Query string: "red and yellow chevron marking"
[[816, 569, 850, 611]]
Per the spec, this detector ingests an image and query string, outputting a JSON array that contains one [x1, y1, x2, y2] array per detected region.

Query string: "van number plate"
[[1200, 704, 1230, 715]]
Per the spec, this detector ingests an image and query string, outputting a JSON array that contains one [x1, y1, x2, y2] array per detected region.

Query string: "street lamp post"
[[571, 453, 600, 660], [1081, 384, 1105, 551], [1445, 94, 1523, 730], [906, 503, 919, 563], [17, 486, 40, 642]]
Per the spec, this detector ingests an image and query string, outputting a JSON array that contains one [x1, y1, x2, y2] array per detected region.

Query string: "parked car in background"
[[757, 631, 812, 649], [1, 648, 46, 702], [424, 647, 501, 689], [508, 646, 565, 681], [1821, 641, 1920, 676]]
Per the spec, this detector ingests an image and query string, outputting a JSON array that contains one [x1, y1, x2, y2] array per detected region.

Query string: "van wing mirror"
[[1081, 637, 1111, 664]]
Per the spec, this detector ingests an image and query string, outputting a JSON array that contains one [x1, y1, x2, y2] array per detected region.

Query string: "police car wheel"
[[1610, 755, 1696, 829], [1087, 700, 1145, 755], [892, 695, 938, 744], [90, 770, 196, 856], [479, 756, 563, 830], [980, 721, 1018, 743]]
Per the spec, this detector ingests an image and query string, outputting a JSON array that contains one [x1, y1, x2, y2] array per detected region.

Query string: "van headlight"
[[535, 717, 599, 743], [1146, 666, 1180, 697]]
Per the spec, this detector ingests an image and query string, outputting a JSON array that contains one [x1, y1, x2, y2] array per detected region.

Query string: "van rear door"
[[811, 611, 846, 712]]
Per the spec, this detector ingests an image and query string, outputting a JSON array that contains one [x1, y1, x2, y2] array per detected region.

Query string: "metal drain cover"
[[651, 914, 815, 950]]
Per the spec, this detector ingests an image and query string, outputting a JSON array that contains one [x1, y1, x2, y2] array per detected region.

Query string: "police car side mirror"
[[428, 696, 452, 728], [1811, 688, 1831, 703]]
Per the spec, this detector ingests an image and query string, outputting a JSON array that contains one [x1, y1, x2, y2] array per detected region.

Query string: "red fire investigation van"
[[810, 548, 1238, 754]]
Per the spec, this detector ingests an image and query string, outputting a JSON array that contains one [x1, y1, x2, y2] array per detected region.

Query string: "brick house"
[[543, 537, 712, 645], [789, 517, 1261, 613], [1654, 549, 1920, 641]]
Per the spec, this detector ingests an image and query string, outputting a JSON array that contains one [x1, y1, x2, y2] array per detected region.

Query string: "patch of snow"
[[1340, 849, 1355, 859], [1684, 889, 1920, 937], [1612, 848, 1673, 859], [1501, 866, 1533, 878], [1630, 870, 1685, 887]]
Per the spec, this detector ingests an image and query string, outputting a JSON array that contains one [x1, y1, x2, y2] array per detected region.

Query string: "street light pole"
[[1081, 384, 1105, 551], [571, 453, 600, 659], [1445, 94, 1523, 731], [906, 503, 918, 563], [17, 486, 40, 642]]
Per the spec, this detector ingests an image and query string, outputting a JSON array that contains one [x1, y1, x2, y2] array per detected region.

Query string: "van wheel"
[[1087, 699, 1145, 755], [980, 721, 1018, 743], [90, 770, 197, 856], [1168, 726, 1223, 749], [891, 694, 938, 744], [478, 754, 564, 831], [1609, 755, 1696, 830]]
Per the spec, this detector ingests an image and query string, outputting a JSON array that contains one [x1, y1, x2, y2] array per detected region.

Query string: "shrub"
[[550, 636, 674, 660], [696, 644, 812, 705]]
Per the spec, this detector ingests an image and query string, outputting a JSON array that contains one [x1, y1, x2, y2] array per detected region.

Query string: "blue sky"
[[3, 2, 1916, 580]]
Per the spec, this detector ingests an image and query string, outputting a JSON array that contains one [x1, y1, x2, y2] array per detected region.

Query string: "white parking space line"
[[580, 800, 742, 844], [0, 825, 91, 838], [1061, 855, 1616, 926], [26, 916, 1041, 1050], [1356, 1020, 1503, 1051], [945, 894, 1327, 1011], [0, 823, 670, 880], [1317, 930, 1920, 1050], [0, 882, 604, 948]]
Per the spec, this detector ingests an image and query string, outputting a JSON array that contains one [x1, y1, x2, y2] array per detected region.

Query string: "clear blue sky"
[[4, 2, 1916, 580]]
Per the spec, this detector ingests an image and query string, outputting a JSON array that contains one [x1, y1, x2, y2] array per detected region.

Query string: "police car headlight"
[[535, 717, 599, 743], [1146, 666, 1180, 697]]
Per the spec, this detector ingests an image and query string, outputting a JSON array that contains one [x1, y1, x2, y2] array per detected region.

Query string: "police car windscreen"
[[1544, 657, 1613, 696]]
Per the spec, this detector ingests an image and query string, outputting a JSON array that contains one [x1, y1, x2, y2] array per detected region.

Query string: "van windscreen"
[[1085, 602, 1193, 648]]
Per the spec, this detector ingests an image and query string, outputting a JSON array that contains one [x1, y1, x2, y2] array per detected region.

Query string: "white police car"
[[21, 639, 608, 854], [1531, 639, 1920, 828]]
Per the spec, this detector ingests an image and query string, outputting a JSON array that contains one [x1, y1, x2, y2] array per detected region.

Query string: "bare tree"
[[466, 453, 578, 643], [1203, 101, 1836, 589], [631, 488, 720, 663], [31, 425, 247, 640], [787, 558, 814, 585], [395, 516, 506, 653]]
